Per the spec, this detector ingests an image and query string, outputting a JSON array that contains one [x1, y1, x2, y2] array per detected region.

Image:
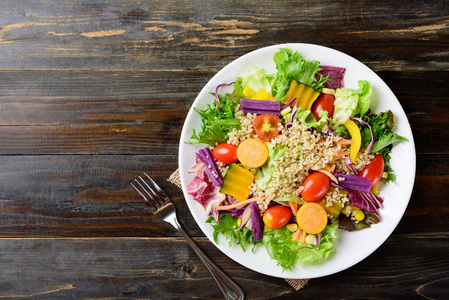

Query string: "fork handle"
[[173, 219, 245, 300]]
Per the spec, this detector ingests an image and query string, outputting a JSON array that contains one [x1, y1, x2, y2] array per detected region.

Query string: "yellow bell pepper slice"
[[283, 80, 320, 110], [251, 88, 271, 100], [344, 119, 361, 162], [220, 163, 254, 202], [243, 87, 255, 98]]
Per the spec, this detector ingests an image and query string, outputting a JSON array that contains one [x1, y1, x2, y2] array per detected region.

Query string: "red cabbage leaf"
[[317, 65, 346, 89], [187, 162, 225, 215]]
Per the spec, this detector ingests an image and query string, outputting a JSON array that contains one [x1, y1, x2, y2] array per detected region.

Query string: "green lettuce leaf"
[[360, 110, 408, 162], [240, 67, 274, 96], [227, 77, 245, 103], [371, 131, 408, 154], [353, 80, 372, 115], [188, 94, 240, 145], [255, 142, 288, 191], [282, 107, 331, 131], [274, 194, 306, 205], [206, 213, 260, 252], [263, 223, 338, 271], [358, 110, 408, 182], [272, 48, 328, 102], [333, 80, 372, 126], [381, 165, 396, 183]]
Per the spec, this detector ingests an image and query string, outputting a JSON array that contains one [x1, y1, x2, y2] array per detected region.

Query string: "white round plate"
[[178, 43, 415, 279]]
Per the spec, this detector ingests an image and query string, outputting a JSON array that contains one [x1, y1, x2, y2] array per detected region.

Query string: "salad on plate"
[[185, 48, 408, 271]]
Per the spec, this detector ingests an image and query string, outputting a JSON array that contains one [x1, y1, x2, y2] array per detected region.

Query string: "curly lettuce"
[[263, 223, 338, 271], [359, 110, 408, 182], [272, 48, 328, 102], [282, 107, 331, 131], [206, 213, 261, 252], [333, 80, 372, 126], [255, 142, 288, 191], [188, 94, 240, 145], [240, 67, 274, 96]]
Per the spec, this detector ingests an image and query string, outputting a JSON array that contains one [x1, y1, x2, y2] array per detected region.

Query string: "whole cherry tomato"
[[358, 154, 384, 186], [253, 114, 281, 142], [300, 172, 330, 202], [263, 205, 292, 229], [311, 94, 335, 120], [212, 143, 238, 164]]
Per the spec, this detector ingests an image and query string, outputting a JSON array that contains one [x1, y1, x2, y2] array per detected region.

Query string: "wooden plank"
[[0, 0, 447, 71], [0, 235, 447, 298], [0, 155, 193, 237], [0, 71, 207, 126], [0, 154, 446, 238], [0, 123, 182, 155], [0, 70, 447, 155]]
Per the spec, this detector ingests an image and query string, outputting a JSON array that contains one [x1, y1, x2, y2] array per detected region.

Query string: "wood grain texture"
[[0, 0, 447, 71], [0, 235, 447, 299], [0, 155, 191, 237]]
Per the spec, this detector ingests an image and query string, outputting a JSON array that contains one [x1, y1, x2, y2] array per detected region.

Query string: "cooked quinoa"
[[226, 110, 374, 207], [227, 105, 256, 145]]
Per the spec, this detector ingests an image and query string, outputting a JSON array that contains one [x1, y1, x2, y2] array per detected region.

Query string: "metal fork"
[[131, 173, 245, 300]]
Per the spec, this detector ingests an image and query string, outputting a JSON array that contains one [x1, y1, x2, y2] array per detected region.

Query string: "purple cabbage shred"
[[297, 233, 322, 252], [334, 172, 372, 193], [249, 202, 264, 242], [196, 148, 223, 186], [280, 97, 297, 110], [215, 81, 235, 111]]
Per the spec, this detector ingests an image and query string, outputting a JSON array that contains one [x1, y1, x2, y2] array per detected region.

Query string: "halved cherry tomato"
[[212, 143, 238, 164], [358, 154, 384, 186], [311, 94, 335, 120], [300, 172, 330, 202], [263, 205, 292, 229], [253, 114, 281, 142]]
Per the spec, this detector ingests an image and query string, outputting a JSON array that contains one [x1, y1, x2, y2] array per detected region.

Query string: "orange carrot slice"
[[216, 197, 267, 210], [331, 150, 350, 161], [336, 139, 354, 145], [237, 138, 269, 168], [297, 202, 328, 234], [292, 227, 302, 241], [299, 229, 307, 243], [288, 201, 298, 216], [317, 169, 338, 184]]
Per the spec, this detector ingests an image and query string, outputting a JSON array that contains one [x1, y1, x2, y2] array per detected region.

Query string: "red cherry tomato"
[[358, 154, 384, 186], [300, 172, 330, 202], [212, 143, 238, 164], [311, 94, 335, 120], [263, 205, 292, 229], [253, 114, 281, 142]]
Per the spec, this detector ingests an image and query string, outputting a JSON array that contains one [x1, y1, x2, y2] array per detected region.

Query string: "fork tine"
[[133, 178, 161, 209], [143, 173, 169, 203], [130, 182, 147, 201], [138, 175, 166, 207]]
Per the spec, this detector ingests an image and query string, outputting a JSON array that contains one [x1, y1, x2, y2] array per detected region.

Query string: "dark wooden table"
[[0, 1, 448, 299]]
